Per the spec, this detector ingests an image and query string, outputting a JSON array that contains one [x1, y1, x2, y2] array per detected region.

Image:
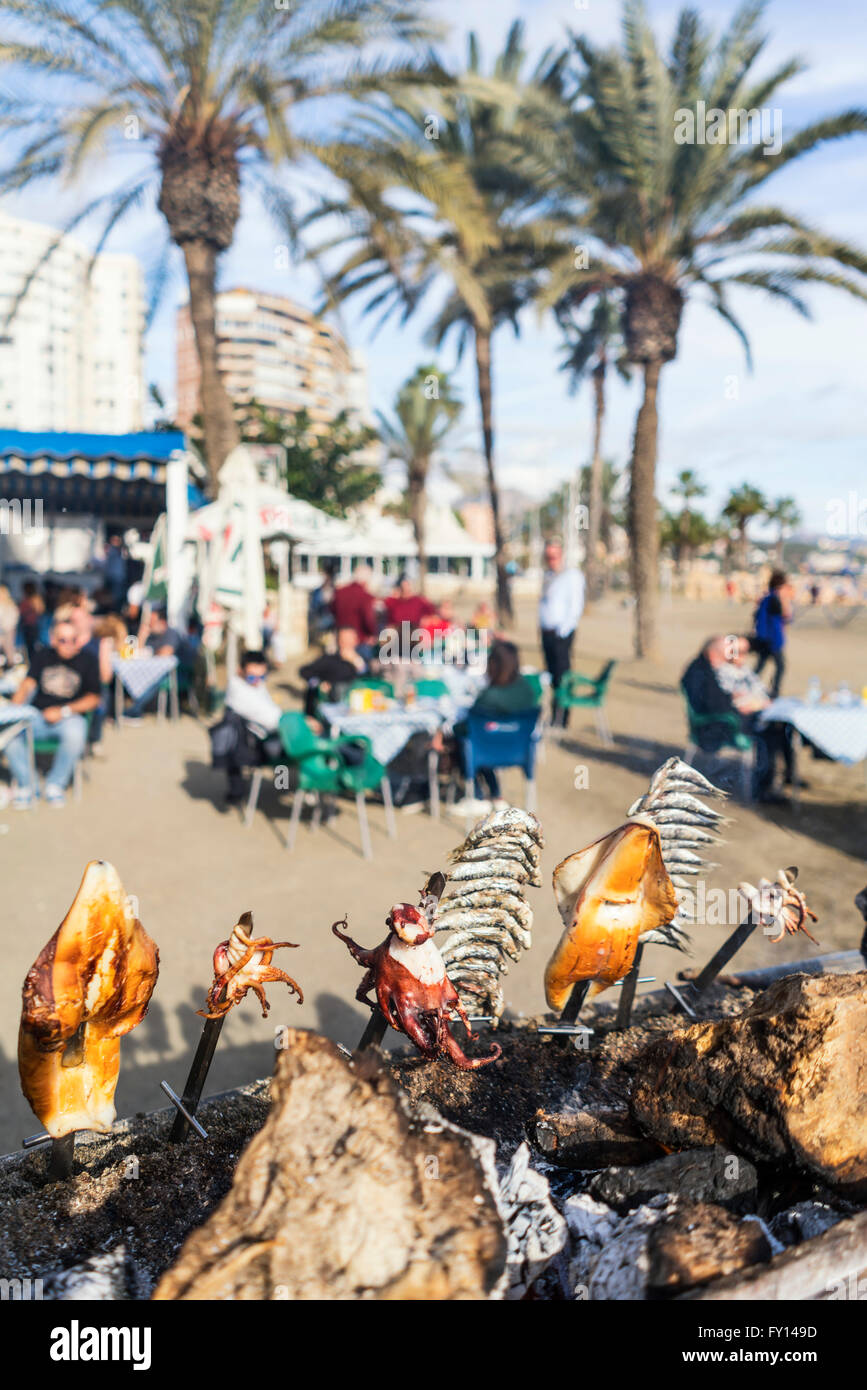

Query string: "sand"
[[1, 592, 864, 1157]]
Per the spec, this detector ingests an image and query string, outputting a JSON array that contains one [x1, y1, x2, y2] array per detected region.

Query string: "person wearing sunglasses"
[[4, 612, 101, 808]]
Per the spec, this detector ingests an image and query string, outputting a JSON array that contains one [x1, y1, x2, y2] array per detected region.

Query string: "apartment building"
[[176, 287, 368, 434], [0, 211, 144, 433]]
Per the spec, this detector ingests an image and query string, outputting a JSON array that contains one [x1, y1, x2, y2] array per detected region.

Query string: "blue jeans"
[[5, 711, 88, 792]]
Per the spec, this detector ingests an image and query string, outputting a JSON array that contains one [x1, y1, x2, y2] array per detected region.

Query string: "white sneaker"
[[44, 784, 66, 808], [12, 788, 34, 810]]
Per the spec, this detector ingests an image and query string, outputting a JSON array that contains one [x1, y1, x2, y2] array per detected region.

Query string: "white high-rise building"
[[0, 211, 144, 433]]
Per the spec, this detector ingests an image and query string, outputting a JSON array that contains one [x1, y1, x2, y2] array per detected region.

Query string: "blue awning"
[[0, 430, 191, 519]]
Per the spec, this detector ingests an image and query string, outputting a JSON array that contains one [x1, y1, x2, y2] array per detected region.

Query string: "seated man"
[[124, 604, 186, 720], [142, 604, 184, 657], [4, 614, 101, 808], [298, 626, 368, 717], [212, 649, 285, 805], [681, 635, 795, 804]]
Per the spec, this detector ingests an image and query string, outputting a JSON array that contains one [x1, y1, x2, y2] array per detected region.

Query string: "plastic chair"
[[277, 710, 396, 860], [347, 677, 395, 698], [414, 678, 449, 699], [682, 690, 753, 799], [553, 660, 616, 746], [32, 709, 94, 802], [459, 708, 540, 813]]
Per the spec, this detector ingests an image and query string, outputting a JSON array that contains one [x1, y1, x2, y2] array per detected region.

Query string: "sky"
[[4, 0, 867, 538]]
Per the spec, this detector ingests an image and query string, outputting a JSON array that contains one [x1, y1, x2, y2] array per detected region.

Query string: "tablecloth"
[[759, 697, 867, 765], [112, 654, 178, 702], [319, 701, 446, 766]]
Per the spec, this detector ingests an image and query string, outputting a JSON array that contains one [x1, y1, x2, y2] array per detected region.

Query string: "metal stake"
[[168, 1015, 225, 1142], [162, 1080, 209, 1141], [357, 1008, 388, 1052], [552, 979, 591, 1047], [615, 945, 644, 1031], [692, 910, 759, 996], [48, 1132, 75, 1181]]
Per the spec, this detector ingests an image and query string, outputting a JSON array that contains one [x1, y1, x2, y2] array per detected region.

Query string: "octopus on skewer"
[[332, 892, 501, 1071]]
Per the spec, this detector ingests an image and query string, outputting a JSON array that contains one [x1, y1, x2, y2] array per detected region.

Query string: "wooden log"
[[680, 1208, 867, 1301]]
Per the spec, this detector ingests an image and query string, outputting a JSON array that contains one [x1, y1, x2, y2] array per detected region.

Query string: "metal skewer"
[[615, 945, 644, 1030], [690, 908, 760, 996], [357, 1007, 389, 1052], [168, 1013, 224, 1142], [48, 1131, 75, 1180], [162, 1080, 209, 1141]]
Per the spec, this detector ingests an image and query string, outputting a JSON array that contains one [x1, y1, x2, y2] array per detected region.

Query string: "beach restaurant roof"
[[0, 430, 202, 518]]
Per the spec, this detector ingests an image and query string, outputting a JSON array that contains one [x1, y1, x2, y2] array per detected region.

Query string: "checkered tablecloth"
[[319, 701, 446, 766], [112, 655, 178, 702], [759, 697, 867, 765]]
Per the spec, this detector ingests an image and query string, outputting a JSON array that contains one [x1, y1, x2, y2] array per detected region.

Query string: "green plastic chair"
[[347, 677, 395, 698], [32, 710, 94, 801], [414, 678, 449, 699], [552, 660, 616, 745], [277, 710, 396, 859], [682, 690, 753, 799]]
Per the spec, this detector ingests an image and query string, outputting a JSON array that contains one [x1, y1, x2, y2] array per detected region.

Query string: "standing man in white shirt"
[[538, 539, 585, 728]]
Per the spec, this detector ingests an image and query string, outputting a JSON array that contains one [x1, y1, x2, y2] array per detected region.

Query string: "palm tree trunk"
[[628, 360, 663, 660], [181, 240, 240, 492], [473, 327, 512, 622], [585, 360, 606, 603], [408, 463, 428, 594]]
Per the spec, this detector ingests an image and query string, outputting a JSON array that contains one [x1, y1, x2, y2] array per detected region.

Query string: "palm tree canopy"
[[303, 19, 570, 347], [671, 468, 707, 507], [0, 0, 440, 292], [376, 364, 462, 471], [556, 292, 631, 389], [766, 495, 801, 530], [540, 0, 867, 366], [723, 482, 767, 526]]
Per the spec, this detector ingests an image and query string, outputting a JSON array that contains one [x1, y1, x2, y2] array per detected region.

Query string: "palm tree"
[[376, 365, 462, 590], [556, 294, 630, 601], [670, 468, 708, 566], [0, 0, 436, 488], [305, 21, 568, 620], [540, 0, 867, 657], [660, 504, 716, 572], [723, 483, 767, 569], [765, 495, 801, 564]]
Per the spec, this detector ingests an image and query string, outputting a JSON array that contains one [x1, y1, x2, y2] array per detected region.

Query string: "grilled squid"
[[545, 817, 678, 1010], [18, 861, 159, 1138]]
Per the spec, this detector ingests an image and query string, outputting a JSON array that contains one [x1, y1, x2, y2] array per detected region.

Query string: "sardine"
[[648, 759, 725, 797], [439, 926, 522, 962], [449, 858, 530, 883]]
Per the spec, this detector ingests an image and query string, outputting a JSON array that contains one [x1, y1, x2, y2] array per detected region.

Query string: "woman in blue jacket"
[[753, 569, 791, 698]]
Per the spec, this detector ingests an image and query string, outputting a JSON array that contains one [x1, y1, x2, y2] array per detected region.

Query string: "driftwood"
[[681, 1208, 867, 1301]]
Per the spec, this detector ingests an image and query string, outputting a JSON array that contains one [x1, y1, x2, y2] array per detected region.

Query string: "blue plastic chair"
[[459, 709, 540, 812]]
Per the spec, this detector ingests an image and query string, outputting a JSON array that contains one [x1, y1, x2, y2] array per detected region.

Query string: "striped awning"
[[0, 430, 191, 519]]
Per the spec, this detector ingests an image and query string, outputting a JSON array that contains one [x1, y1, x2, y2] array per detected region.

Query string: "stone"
[[647, 1204, 772, 1292], [531, 1104, 660, 1169], [154, 1031, 507, 1300], [631, 972, 867, 1199], [589, 1146, 757, 1214]]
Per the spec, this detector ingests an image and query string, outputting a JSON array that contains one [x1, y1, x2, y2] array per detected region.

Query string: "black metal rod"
[[615, 945, 644, 1030], [553, 978, 591, 1046], [169, 1015, 225, 1142], [692, 913, 759, 995], [48, 1132, 75, 1181], [357, 1007, 388, 1051]]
